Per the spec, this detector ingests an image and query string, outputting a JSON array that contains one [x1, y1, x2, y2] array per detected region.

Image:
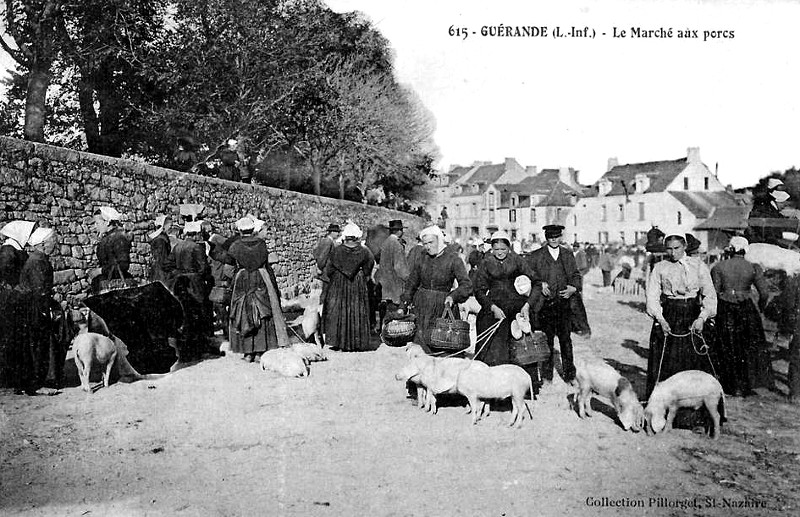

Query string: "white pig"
[[291, 342, 326, 362], [415, 355, 490, 414], [260, 348, 309, 378], [575, 358, 644, 432], [644, 370, 726, 439], [454, 364, 534, 427]]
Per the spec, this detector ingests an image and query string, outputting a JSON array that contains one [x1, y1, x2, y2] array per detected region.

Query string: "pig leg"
[[428, 391, 438, 415], [481, 402, 490, 419], [510, 398, 522, 427], [74, 354, 90, 393], [469, 396, 482, 425], [663, 405, 677, 433], [416, 385, 426, 409], [103, 348, 118, 389], [705, 396, 721, 439]]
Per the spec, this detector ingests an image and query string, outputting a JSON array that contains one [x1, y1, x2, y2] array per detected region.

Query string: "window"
[[488, 191, 495, 209], [511, 195, 518, 207], [683, 177, 689, 190], [455, 204, 460, 218], [619, 231, 626, 244], [488, 210, 495, 223], [530, 208, 537, 223], [556, 208, 563, 221], [618, 204, 625, 222], [677, 210, 682, 225], [598, 231, 609, 244], [573, 214, 577, 226], [471, 203, 478, 216], [509, 209, 517, 223], [704, 177, 709, 190], [638, 202, 645, 221], [511, 230, 518, 240], [455, 227, 462, 237], [601, 204, 607, 222]]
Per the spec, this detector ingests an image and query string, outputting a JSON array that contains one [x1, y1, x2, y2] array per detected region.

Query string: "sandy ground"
[[1, 277, 799, 516]]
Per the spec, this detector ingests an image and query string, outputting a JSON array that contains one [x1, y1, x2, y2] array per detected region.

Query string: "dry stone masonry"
[[0, 136, 424, 306]]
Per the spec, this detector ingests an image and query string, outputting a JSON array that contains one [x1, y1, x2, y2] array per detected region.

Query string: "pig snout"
[[395, 363, 419, 382]]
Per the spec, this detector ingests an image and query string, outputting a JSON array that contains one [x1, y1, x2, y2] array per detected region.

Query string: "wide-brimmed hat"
[[235, 216, 255, 231], [685, 233, 701, 253], [514, 275, 531, 295], [179, 204, 205, 222], [0, 220, 36, 248], [543, 224, 564, 239], [28, 227, 55, 246], [96, 206, 123, 222], [728, 236, 749, 253], [490, 230, 511, 245], [342, 222, 363, 239], [388, 220, 404, 231]]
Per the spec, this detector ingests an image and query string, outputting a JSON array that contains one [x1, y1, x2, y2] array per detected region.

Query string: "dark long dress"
[[401, 248, 472, 351], [170, 238, 214, 361], [92, 228, 133, 293], [323, 243, 375, 351], [473, 252, 537, 366], [227, 237, 280, 355], [0, 244, 29, 388], [6, 251, 66, 392], [711, 256, 773, 394]]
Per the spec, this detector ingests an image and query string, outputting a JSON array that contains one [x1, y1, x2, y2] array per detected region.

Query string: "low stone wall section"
[[0, 136, 424, 305]]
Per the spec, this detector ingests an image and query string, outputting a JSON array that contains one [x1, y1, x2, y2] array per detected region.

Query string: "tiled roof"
[[464, 163, 506, 184], [451, 183, 491, 198], [585, 158, 688, 197], [669, 191, 740, 218], [694, 205, 752, 230]]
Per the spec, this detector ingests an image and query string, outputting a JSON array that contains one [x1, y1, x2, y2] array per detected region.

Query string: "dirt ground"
[[2, 276, 799, 516]]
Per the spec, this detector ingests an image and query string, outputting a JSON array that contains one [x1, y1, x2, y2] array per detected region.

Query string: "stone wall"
[[0, 136, 425, 305]]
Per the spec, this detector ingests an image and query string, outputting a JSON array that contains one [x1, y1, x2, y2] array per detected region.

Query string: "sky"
[[2, 1, 797, 189], [326, 0, 800, 188]]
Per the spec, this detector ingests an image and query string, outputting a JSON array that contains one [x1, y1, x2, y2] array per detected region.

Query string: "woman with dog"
[[322, 222, 375, 351], [473, 230, 539, 367], [711, 236, 773, 396]]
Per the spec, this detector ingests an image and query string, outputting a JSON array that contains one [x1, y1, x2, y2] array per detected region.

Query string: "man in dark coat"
[[526, 224, 582, 383], [376, 220, 410, 323], [313, 223, 340, 311], [148, 214, 174, 283]]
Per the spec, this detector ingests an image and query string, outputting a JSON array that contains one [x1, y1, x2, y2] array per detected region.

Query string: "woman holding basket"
[[401, 225, 472, 353], [473, 231, 541, 367]]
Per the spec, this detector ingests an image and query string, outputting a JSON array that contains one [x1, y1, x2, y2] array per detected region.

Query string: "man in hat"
[[376, 220, 410, 326], [149, 214, 175, 283], [92, 207, 133, 294], [572, 242, 590, 286], [685, 233, 702, 257], [313, 223, 340, 304], [526, 224, 582, 384]]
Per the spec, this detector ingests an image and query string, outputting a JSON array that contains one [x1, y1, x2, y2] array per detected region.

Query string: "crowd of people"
[[0, 201, 792, 416]]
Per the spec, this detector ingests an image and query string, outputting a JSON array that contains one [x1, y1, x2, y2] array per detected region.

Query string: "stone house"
[[433, 158, 583, 244], [568, 147, 740, 248]]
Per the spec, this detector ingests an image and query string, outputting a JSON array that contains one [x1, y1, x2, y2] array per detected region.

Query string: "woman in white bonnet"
[[322, 222, 375, 351]]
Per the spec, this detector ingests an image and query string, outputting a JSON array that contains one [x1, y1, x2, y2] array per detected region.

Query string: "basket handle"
[[441, 305, 456, 321]]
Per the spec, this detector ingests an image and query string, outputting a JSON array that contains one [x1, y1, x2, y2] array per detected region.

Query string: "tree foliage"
[[0, 0, 438, 206]]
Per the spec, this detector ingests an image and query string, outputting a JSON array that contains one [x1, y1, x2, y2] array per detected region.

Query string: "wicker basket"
[[430, 306, 470, 351], [510, 330, 550, 365]]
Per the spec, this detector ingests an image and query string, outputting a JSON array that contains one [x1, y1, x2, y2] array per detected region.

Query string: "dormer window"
[[511, 194, 518, 207], [635, 173, 650, 194], [472, 184, 480, 193], [598, 179, 613, 197]]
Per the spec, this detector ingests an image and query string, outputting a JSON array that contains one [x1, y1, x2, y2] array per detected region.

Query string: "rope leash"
[[655, 327, 718, 386]]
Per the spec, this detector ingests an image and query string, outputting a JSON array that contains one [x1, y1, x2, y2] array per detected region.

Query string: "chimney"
[[559, 167, 578, 188], [687, 147, 700, 163], [525, 165, 538, 177], [504, 157, 523, 173], [607, 157, 619, 172]]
